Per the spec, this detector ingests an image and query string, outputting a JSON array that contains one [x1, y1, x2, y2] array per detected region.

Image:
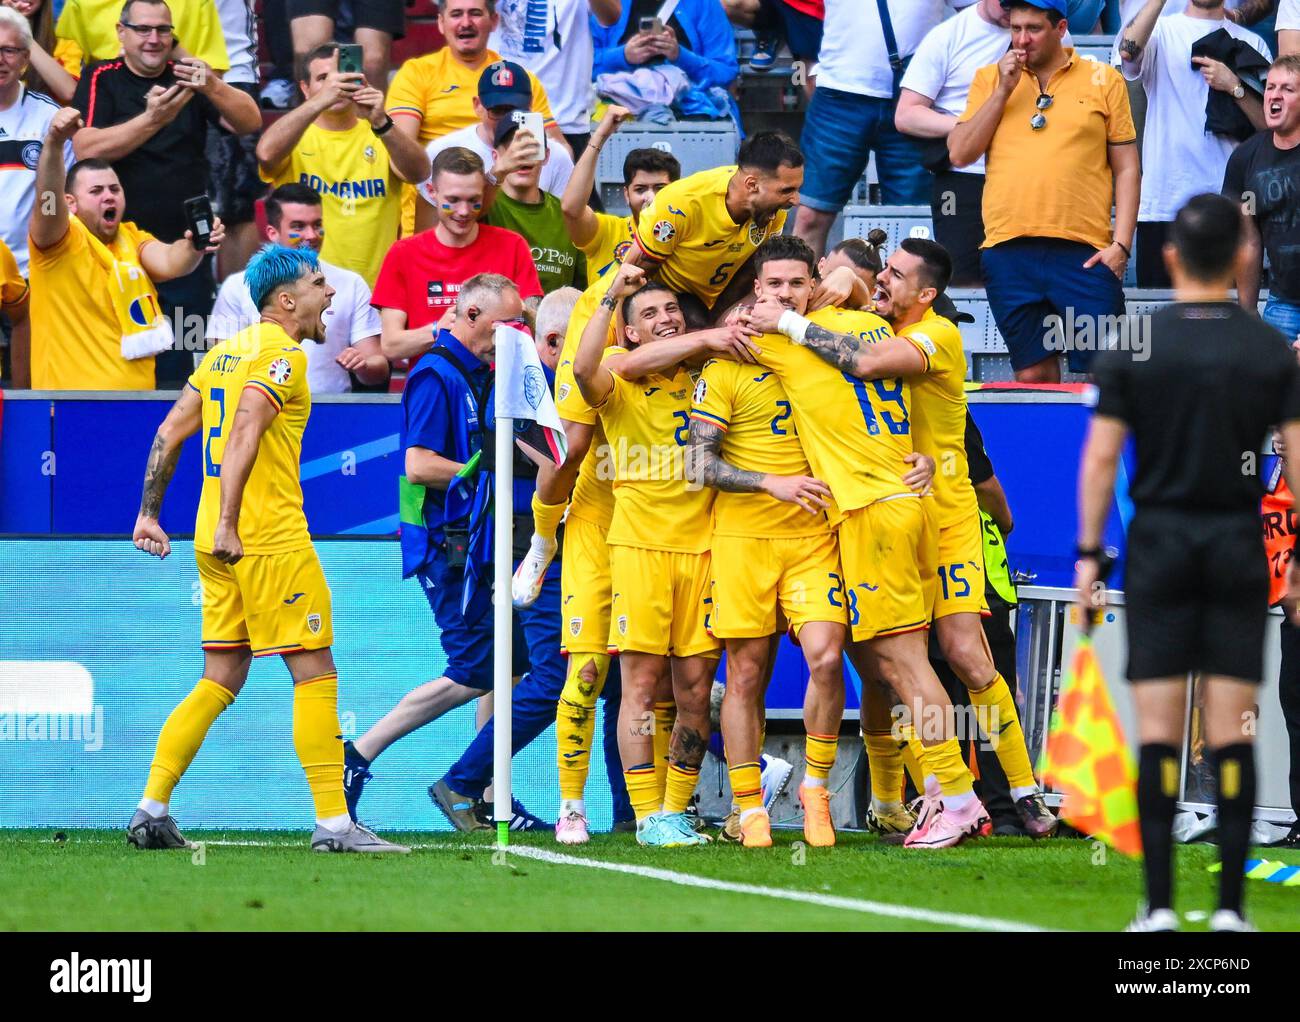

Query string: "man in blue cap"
[[949, 0, 1139, 382]]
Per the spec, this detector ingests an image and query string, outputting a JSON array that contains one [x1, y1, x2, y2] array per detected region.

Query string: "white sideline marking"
[[108, 837, 1052, 930], [504, 844, 1053, 932]]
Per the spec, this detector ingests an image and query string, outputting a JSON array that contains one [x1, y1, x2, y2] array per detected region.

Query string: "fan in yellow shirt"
[[257, 44, 432, 288], [571, 261, 768, 847], [688, 353, 849, 849], [0, 238, 29, 386], [125, 243, 408, 855], [630, 131, 803, 310], [561, 105, 681, 286], [386, 3, 560, 234], [57, 0, 230, 71], [743, 234, 991, 850], [792, 236, 1056, 838]]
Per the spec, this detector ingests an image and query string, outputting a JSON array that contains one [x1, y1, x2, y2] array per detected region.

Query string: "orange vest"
[[1262, 471, 1297, 607]]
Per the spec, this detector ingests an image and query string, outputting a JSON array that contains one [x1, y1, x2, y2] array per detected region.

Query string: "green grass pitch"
[[3, 829, 1298, 931]]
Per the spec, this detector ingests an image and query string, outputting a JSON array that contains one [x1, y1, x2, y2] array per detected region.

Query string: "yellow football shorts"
[[932, 511, 990, 620], [608, 545, 721, 658], [560, 514, 613, 656], [708, 531, 846, 639], [197, 546, 334, 657], [836, 495, 936, 643]]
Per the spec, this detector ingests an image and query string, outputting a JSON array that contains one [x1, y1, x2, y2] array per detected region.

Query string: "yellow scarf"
[[82, 222, 174, 361]]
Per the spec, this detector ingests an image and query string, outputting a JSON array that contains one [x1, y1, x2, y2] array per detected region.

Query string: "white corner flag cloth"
[[494, 323, 568, 467]]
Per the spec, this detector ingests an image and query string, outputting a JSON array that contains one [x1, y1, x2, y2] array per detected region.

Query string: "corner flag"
[[494, 323, 567, 467]]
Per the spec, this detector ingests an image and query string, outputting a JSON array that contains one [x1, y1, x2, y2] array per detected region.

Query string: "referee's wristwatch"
[[1075, 544, 1118, 582]]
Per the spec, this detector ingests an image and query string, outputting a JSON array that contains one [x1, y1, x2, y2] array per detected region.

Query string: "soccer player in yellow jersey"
[[560, 104, 681, 286], [744, 235, 991, 850], [573, 262, 759, 847], [628, 131, 804, 313], [126, 244, 407, 854], [689, 345, 849, 849], [789, 238, 1058, 839]]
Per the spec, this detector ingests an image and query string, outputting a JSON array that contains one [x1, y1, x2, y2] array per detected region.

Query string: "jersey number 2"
[[204, 387, 226, 478]]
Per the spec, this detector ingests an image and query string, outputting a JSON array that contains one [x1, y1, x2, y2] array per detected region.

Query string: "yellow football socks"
[[921, 737, 975, 798], [728, 761, 763, 812], [143, 678, 235, 804], [804, 731, 839, 786], [555, 654, 611, 800], [624, 764, 660, 820], [663, 761, 700, 814], [293, 672, 348, 821], [900, 728, 925, 793], [531, 492, 568, 542], [652, 700, 676, 800], [970, 673, 1037, 793], [863, 729, 903, 802]]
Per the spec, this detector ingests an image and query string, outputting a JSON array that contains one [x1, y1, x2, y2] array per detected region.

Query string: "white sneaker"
[[1124, 908, 1179, 932], [512, 535, 557, 607], [1209, 909, 1256, 932], [259, 78, 296, 110], [760, 755, 794, 810], [555, 810, 590, 845]]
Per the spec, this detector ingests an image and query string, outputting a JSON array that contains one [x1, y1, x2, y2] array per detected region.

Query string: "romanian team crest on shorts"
[[268, 357, 293, 384], [557, 382, 571, 402], [652, 220, 676, 244], [617, 614, 628, 635], [693, 378, 707, 405], [306, 613, 322, 634], [569, 617, 582, 637], [748, 223, 766, 246]]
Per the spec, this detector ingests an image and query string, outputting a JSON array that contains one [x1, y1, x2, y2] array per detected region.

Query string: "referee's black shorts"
[[1123, 507, 1269, 683]]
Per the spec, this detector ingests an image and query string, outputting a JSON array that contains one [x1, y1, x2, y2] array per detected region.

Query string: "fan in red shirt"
[[373, 146, 542, 365]]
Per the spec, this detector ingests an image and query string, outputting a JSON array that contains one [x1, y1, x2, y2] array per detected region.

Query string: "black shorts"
[[206, 82, 264, 226], [286, 0, 405, 38], [1123, 507, 1269, 683]]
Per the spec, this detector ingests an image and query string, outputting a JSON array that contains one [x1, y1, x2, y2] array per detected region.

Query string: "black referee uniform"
[[1091, 299, 1300, 921]]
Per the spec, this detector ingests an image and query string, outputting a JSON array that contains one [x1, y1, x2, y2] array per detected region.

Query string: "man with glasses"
[[948, 0, 1138, 382], [70, 0, 261, 385], [57, 0, 230, 70], [412, 59, 574, 234]]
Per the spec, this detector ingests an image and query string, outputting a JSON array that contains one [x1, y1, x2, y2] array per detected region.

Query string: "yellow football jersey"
[[633, 166, 788, 307], [57, 0, 230, 70], [596, 349, 714, 554], [579, 212, 635, 286], [189, 322, 312, 556], [385, 48, 556, 235], [757, 306, 913, 522], [0, 238, 28, 310], [259, 121, 400, 288], [898, 309, 977, 529], [690, 359, 829, 539]]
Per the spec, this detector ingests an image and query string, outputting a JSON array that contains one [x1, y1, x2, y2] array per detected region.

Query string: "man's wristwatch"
[[1232, 82, 1246, 100], [1075, 545, 1118, 582], [373, 114, 395, 136]]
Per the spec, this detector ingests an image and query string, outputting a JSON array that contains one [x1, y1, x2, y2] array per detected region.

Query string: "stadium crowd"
[[3, 0, 1300, 924]]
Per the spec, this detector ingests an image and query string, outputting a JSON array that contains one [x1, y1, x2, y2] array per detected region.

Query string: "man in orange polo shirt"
[[949, 0, 1139, 383]]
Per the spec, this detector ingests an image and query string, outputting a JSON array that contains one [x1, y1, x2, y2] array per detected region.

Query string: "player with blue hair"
[[127, 241, 407, 853]]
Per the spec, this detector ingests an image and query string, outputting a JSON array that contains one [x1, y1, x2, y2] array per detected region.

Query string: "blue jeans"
[[1263, 296, 1300, 346], [441, 557, 632, 820], [799, 87, 929, 210]]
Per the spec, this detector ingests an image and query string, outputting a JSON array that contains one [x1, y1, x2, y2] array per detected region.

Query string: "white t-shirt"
[[1122, 13, 1270, 222], [490, 0, 595, 135], [900, 3, 1011, 176], [1113, 0, 1244, 61], [1278, 0, 1300, 30], [0, 86, 76, 276], [206, 258, 382, 394], [418, 122, 574, 208], [212, 0, 259, 86], [817, 0, 978, 100]]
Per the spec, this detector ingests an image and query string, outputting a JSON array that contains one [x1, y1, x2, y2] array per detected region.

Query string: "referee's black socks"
[[1210, 742, 1257, 916], [1137, 743, 1180, 911]]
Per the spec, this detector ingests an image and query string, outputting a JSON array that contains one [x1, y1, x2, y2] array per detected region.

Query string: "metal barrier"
[[1016, 585, 1295, 820]]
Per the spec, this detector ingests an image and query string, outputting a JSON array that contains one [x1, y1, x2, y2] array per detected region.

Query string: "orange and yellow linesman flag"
[[1040, 637, 1143, 856]]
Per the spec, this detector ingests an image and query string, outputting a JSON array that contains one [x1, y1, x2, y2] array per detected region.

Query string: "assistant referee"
[[1076, 193, 1300, 933]]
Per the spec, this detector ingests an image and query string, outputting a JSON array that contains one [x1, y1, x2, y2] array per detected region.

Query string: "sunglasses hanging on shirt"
[[1031, 91, 1053, 131]]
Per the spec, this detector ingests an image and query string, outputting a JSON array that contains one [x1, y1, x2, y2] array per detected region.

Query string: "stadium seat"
[[596, 122, 741, 213]]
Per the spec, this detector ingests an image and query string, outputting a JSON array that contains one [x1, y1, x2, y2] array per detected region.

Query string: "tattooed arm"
[[688, 417, 831, 513], [1119, 0, 1164, 69], [133, 386, 204, 559], [746, 294, 925, 380]]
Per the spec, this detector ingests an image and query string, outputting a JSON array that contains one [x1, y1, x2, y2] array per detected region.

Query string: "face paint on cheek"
[[440, 202, 454, 212], [471, 202, 482, 212]]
